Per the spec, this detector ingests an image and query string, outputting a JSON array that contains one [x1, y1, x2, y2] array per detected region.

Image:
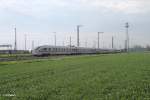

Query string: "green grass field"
[[0, 53, 150, 100]]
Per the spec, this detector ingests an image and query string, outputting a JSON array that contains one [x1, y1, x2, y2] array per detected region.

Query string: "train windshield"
[[35, 47, 40, 50]]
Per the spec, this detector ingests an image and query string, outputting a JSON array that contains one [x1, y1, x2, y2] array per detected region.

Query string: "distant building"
[[0, 44, 12, 50], [0, 44, 29, 54]]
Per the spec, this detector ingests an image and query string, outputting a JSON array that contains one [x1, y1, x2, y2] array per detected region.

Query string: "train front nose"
[[32, 50, 39, 56]]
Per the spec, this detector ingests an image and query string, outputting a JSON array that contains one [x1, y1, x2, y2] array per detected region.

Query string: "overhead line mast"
[[125, 22, 129, 52], [98, 32, 103, 49], [112, 36, 114, 49], [77, 25, 83, 47], [53, 32, 56, 46], [25, 34, 27, 50], [14, 27, 17, 50], [70, 36, 72, 47]]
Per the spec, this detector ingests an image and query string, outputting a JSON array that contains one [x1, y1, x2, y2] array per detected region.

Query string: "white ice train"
[[32, 45, 120, 56]]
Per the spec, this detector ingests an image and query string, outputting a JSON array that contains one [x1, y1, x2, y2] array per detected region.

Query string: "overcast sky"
[[0, 0, 150, 50]]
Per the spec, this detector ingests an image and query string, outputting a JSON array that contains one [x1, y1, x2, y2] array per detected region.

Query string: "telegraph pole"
[[98, 32, 103, 49], [14, 27, 17, 50], [77, 25, 82, 47], [98, 32, 99, 49], [55, 34, 56, 46], [62, 41, 64, 46], [53, 32, 56, 46], [70, 36, 72, 47], [125, 40, 127, 51], [24, 34, 27, 50], [85, 40, 87, 48], [112, 36, 114, 49], [125, 22, 129, 52], [32, 40, 34, 50], [93, 41, 96, 48]]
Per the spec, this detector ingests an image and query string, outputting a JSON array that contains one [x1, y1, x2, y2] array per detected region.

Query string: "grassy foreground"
[[0, 53, 150, 100]]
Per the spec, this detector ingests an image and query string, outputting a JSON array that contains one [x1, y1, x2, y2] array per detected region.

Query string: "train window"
[[51, 48, 53, 52], [35, 47, 40, 50], [56, 48, 57, 52], [40, 48, 47, 51], [49, 48, 51, 51], [67, 48, 69, 52], [55, 48, 57, 52], [44, 48, 47, 51], [68, 48, 70, 52], [75, 49, 77, 52]]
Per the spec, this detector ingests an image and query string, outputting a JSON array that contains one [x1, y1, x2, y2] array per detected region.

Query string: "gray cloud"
[[0, 0, 150, 49], [0, 0, 150, 17]]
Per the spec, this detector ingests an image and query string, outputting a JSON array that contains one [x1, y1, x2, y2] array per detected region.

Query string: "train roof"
[[34, 45, 119, 51], [36, 45, 76, 48], [34, 45, 97, 50]]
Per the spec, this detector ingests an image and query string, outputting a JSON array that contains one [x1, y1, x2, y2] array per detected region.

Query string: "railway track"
[[0, 55, 60, 62], [0, 54, 80, 62], [0, 51, 123, 62]]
